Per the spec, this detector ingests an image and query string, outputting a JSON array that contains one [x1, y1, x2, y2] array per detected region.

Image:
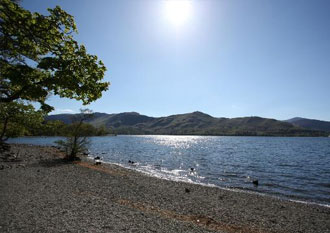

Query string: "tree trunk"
[[0, 117, 9, 142], [70, 135, 78, 160]]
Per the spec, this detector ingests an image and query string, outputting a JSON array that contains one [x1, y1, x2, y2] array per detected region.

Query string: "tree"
[[34, 120, 66, 136], [96, 125, 108, 136], [55, 109, 93, 161], [0, 102, 44, 141], [0, 0, 109, 111]]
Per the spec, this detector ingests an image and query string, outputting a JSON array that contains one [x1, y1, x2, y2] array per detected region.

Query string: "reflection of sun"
[[151, 135, 201, 149], [164, 0, 192, 27]]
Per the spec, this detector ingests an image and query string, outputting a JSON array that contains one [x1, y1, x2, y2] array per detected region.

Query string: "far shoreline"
[[9, 133, 330, 138]]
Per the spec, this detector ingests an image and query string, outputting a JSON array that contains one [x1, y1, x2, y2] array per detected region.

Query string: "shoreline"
[[1, 144, 330, 232], [92, 156, 330, 209]]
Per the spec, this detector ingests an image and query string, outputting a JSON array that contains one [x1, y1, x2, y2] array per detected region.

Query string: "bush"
[[55, 136, 90, 161], [55, 109, 92, 161]]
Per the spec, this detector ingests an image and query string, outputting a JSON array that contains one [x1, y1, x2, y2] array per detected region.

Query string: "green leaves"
[[0, 102, 45, 140], [0, 0, 109, 111]]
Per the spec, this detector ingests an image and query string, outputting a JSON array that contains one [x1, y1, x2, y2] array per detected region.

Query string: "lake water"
[[8, 135, 330, 206]]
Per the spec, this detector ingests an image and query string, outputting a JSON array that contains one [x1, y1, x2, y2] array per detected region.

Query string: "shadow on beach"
[[37, 158, 73, 168]]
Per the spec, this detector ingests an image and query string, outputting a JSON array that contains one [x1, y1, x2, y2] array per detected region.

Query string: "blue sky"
[[22, 0, 330, 120]]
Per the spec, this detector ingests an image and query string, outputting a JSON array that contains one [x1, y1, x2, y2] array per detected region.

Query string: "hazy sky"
[[22, 0, 330, 120]]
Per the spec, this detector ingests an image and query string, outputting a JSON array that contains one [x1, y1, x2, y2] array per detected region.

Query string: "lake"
[[8, 135, 330, 206]]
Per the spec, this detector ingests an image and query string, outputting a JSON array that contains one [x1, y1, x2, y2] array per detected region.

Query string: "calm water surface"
[[8, 135, 330, 206]]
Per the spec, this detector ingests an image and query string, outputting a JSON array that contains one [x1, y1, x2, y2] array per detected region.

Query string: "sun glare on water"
[[164, 0, 192, 27]]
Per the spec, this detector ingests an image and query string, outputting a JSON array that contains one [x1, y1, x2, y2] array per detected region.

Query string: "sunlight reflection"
[[144, 135, 204, 149]]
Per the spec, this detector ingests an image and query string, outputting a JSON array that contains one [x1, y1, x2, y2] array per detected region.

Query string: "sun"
[[164, 0, 192, 27]]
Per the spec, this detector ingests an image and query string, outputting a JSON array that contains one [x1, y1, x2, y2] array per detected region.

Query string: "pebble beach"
[[1, 144, 330, 233]]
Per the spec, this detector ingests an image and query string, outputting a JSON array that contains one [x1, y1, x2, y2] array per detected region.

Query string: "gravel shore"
[[1, 144, 330, 233]]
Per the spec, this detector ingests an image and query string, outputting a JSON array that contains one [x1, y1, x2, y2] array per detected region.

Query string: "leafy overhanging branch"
[[0, 0, 109, 111]]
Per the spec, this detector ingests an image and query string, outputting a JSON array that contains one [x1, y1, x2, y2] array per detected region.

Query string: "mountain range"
[[46, 111, 330, 137], [285, 117, 330, 132]]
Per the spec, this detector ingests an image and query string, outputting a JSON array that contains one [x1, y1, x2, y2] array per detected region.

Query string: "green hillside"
[[46, 111, 327, 136]]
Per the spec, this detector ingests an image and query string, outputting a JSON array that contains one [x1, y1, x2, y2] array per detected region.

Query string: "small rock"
[[128, 160, 135, 164]]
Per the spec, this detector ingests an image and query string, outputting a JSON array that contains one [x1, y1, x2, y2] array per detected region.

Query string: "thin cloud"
[[54, 109, 76, 114]]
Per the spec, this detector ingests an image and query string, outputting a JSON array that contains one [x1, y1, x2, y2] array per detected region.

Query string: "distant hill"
[[285, 117, 330, 132], [46, 111, 328, 137]]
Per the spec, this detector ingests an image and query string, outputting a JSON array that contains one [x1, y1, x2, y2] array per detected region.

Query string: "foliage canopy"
[[0, 102, 44, 141], [0, 0, 109, 111]]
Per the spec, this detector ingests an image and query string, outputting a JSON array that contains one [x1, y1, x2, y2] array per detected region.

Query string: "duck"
[[252, 179, 259, 186], [94, 156, 101, 165]]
